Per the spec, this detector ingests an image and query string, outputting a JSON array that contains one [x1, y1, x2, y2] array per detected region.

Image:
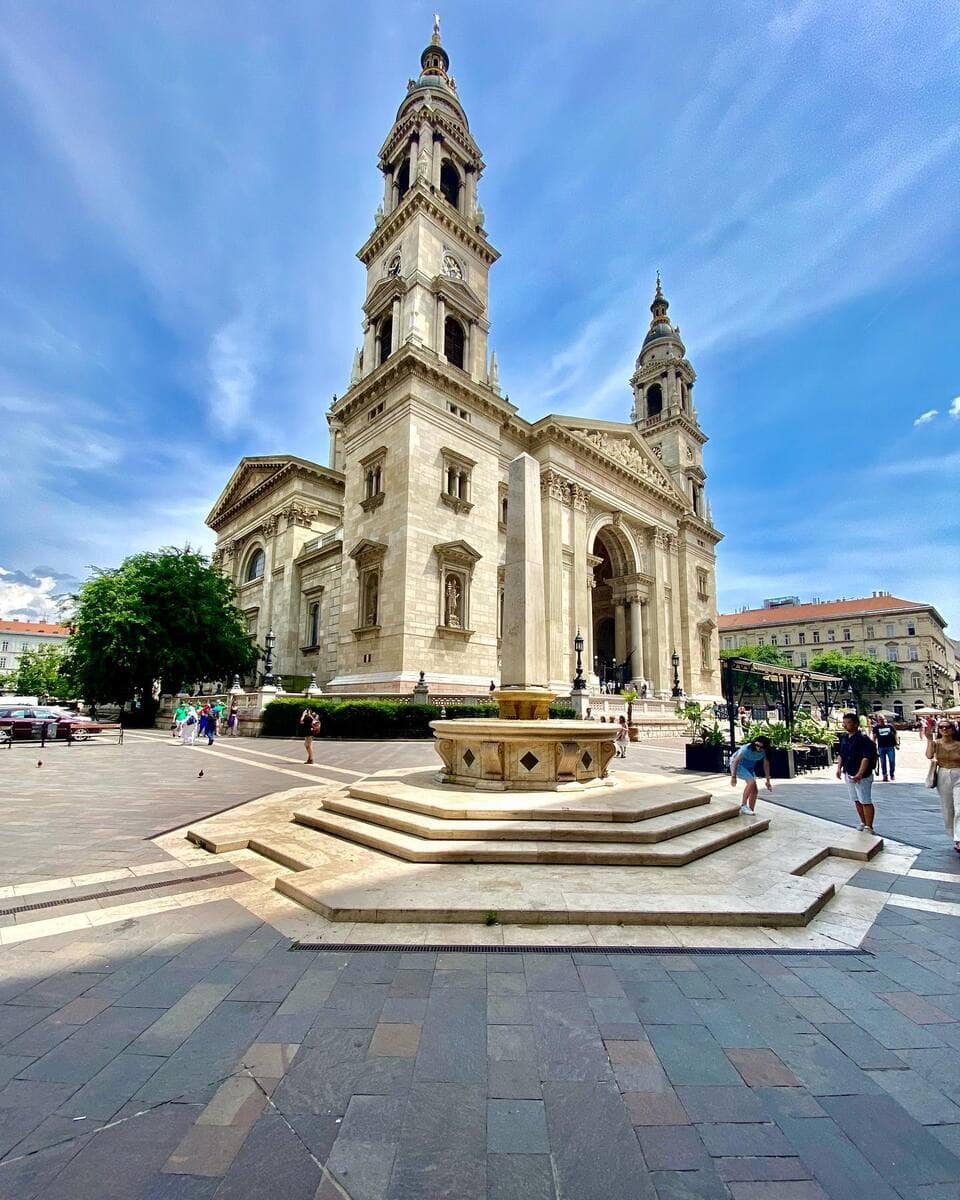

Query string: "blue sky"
[[1, 0, 958, 628]]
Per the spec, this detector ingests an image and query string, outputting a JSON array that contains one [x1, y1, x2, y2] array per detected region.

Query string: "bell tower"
[[631, 275, 710, 522]]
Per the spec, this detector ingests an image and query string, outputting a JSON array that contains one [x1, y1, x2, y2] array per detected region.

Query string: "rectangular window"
[[0, 641, 7, 652], [440, 448, 476, 513], [909, 646, 919, 661], [782, 633, 790, 645], [0, 657, 5, 669], [842, 628, 851, 641], [827, 629, 835, 642], [723, 637, 733, 650], [798, 632, 805, 645], [887, 647, 898, 662], [799, 652, 808, 667], [757, 636, 764, 647], [737, 637, 747, 649], [813, 631, 820, 643], [782, 651, 793, 663], [911, 672, 922, 689], [885, 623, 895, 637], [867, 645, 877, 658], [696, 568, 709, 601], [907, 622, 916, 635], [447, 403, 470, 421], [770, 635, 778, 646]]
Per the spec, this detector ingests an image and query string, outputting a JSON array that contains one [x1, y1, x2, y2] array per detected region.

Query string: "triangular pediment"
[[543, 417, 687, 502], [433, 276, 485, 320], [206, 454, 336, 529]]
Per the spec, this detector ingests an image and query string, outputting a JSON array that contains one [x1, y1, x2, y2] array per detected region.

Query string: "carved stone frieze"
[[570, 429, 670, 490]]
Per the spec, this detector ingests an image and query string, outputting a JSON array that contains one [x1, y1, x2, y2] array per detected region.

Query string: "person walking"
[[837, 712, 878, 833], [300, 707, 321, 764], [205, 703, 218, 746], [172, 701, 187, 740], [873, 716, 899, 782], [614, 715, 629, 758], [227, 703, 239, 737], [925, 719, 960, 854], [729, 736, 772, 815], [181, 704, 198, 746]]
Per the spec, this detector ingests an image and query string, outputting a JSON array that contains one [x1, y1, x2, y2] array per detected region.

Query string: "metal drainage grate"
[[0, 868, 245, 916], [291, 942, 869, 957]]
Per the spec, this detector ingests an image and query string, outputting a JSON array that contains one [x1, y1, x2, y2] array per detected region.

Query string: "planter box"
[[767, 748, 796, 779], [684, 743, 727, 773]]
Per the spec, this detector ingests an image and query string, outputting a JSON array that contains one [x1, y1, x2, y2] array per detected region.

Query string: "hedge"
[[259, 697, 576, 739]]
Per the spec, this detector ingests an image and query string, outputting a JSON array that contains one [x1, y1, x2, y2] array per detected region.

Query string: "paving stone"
[[0, 1053, 33, 1088], [879, 992, 955, 1024], [848, 1005, 945, 1049], [717, 1156, 812, 1182], [647, 1026, 742, 1087], [577, 965, 628, 998], [340, 951, 402, 985], [623, 1089, 690, 1125], [822, 1093, 960, 1187], [529, 991, 612, 1083], [523, 955, 583, 993], [486, 1152, 556, 1200], [368, 1023, 420, 1058], [542, 1080, 655, 1200], [775, 1036, 884, 1096], [0, 1003, 58, 1047], [648, 1168, 730, 1199], [115, 965, 212, 1009], [274, 969, 339, 1013], [487, 994, 532, 1024], [931, 1125, 960, 1158], [793, 967, 890, 1011], [130, 985, 236, 1058], [58, 1051, 166, 1120], [588, 995, 640, 1024], [487, 972, 527, 995], [726, 1184, 829, 1199], [379, 998, 428, 1023], [309, 983, 389, 1030], [725, 1048, 799, 1086], [787, 996, 851, 1024], [872, 955, 959, 995], [388, 969, 433, 998], [207, 1112, 322, 1200], [605, 1038, 657, 1065], [598, 1021, 648, 1041], [817, 1022, 906, 1069], [48, 997, 113, 1026], [324, 1139, 396, 1200], [253, 1012, 315, 1043], [488, 1023, 537, 1062], [676, 1086, 770, 1123], [141, 1174, 220, 1199], [691, 1000, 767, 1049], [773, 1115, 903, 1200], [433, 969, 485, 990], [487, 1099, 550, 1153], [164, 1125, 251, 1177], [636, 1124, 710, 1169], [19, 1005, 165, 1086], [626, 980, 704, 1025], [0, 1131, 94, 1200], [415, 985, 486, 1084], [9, 973, 108, 1009], [487, 1060, 542, 1099], [668, 970, 724, 1000], [195, 1075, 266, 1128], [300, 1026, 371, 1060], [696, 1121, 795, 1157], [388, 1081, 486, 1200], [338, 1094, 406, 1142]]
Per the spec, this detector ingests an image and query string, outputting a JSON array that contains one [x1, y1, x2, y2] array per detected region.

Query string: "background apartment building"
[[0, 619, 70, 680], [719, 592, 958, 718]]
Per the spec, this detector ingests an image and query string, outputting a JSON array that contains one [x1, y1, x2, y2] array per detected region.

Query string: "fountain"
[[430, 453, 617, 790]]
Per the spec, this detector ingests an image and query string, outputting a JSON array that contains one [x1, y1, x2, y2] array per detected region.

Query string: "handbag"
[[926, 758, 939, 789]]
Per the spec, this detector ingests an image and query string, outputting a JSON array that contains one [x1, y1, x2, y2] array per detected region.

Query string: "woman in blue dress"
[[729, 736, 773, 815]]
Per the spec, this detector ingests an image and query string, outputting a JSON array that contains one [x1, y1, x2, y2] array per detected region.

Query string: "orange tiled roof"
[[718, 595, 932, 631], [0, 620, 70, 636]]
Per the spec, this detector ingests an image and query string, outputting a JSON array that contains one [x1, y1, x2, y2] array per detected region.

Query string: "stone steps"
[[317, 792, 741, 844], [291, 806, 770, 865]]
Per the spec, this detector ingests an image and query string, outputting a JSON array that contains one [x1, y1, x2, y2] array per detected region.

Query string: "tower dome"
[[639, 273, 684, 360]]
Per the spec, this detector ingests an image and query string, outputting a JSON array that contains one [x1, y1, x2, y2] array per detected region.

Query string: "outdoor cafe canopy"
[[719, 657, 846, 749]]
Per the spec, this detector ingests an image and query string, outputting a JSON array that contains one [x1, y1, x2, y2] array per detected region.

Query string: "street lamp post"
[[262, 628, 276, 687], [573, 629, 586, 691], [671, 650, 682, 698]]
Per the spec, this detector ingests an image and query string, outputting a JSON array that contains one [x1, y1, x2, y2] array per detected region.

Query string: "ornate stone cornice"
[[208, 459, 344, 532], [540, 469, 568, 503], [678, 515, 724, 545], [357, 183, 499, 267]]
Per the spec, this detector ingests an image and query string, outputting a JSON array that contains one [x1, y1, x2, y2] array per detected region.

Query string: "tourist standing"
[[837, 713, 877, 833], [227, 703, 239, 737], [181, 704, 198, 746], [172, 701, 187, 739], [614, 715, 629, 758], [873, 716, 899, 782], [205, 703, 218, 746], [300, 707, 321, 764], [925, 720, 960, 854], [729, 736, 772, 815]]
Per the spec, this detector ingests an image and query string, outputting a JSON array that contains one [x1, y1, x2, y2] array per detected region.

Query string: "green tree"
[[65, 547, 258, 722], [14, 645, 74, 700], [719, 643, 790, 706], [808, 651, 901, 713]]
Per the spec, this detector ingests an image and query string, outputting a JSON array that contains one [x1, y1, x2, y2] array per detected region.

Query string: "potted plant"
[[682, 702, 728, 772], [745, 719, 796, 778], [622, 688, 639, 741]]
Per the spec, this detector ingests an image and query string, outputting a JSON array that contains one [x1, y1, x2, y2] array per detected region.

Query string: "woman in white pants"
[[926, 720, 960, 853], [181, 705, 199, 746]]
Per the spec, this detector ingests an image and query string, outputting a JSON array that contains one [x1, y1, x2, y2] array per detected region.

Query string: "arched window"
[[361, 571, 380, 628], [395, 157, 410, 203], [245, 548, 265, 582], [444, 316, 465, 369], [439, 159, 460, 209], [377, 315, 393, 365], [501, 496, 508, 525], [646, 384, 663, 417], [307, 601, 320, 647]]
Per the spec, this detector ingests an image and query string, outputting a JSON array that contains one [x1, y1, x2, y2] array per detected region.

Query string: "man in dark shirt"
[[837, 713, 877, 833], [873, 717, 900, 782]]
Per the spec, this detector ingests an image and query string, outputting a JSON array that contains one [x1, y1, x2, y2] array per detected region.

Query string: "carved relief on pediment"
[[569, 429, 670, 490]]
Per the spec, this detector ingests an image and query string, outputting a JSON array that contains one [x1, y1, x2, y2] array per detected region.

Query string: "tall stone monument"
[[495, 454, 555, 719]]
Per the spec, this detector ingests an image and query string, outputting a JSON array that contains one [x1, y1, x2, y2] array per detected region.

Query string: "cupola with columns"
[[631, 275, 711, 524]]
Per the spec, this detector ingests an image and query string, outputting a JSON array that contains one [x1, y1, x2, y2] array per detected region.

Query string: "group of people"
[[172, 699, 239, 745]]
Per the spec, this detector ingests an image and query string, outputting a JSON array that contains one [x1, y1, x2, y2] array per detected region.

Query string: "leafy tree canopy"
[[65, 547, 258, 713], [719, 644, 791, 667], [13, 645, 74, 700], [808, 650, 901, 712]]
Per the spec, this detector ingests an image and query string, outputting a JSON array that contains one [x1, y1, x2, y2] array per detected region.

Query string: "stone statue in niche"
[[444, 575, 463, 628], [363, 573, 379, 627]]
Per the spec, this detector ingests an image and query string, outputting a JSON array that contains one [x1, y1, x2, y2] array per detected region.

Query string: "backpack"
[[310, 717, 322, 735]]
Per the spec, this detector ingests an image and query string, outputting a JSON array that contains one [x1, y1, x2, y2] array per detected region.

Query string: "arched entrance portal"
[[590, 525, 647, 692]]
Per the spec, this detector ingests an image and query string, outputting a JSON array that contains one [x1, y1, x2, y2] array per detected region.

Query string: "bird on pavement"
[[198, 769, 204, 778], [37, 760, 42, 768]]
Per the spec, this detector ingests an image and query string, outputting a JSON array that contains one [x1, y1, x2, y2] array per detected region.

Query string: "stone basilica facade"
[[207, 25, 722, 699]]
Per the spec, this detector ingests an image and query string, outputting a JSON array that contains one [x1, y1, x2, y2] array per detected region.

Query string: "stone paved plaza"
[[4, 733, 960, 1198]]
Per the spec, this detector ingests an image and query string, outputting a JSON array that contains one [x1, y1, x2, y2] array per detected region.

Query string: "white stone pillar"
[[391, 296, 401, 353], [541, 471, 566, 688], [362, 319, 375, 377], [465, 166, 477, 215], [629, 597, 644, 686], [614, 602, 627, 666], [648, 531, 669, 695], [409, 135, 419, 181], [432, 135, 442, 189], [571, 486, 590, 684], [383, 167, 393, 212]]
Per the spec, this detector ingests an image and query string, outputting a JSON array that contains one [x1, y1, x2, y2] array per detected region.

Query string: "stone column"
[[409, 135, 419, 181], [541, 470, 566, 688], [362, 319, 375, 377], [383, 167, 393, 212], [647, 530, 669, 695], [391, 296, 401, 353], [614, 602, 627, 665], [465, 165, 477, 215], [436, 295, 446, 358], [571, 486, 590, 684], [432, 133, 443, 189], [629, 597, 644, 686]]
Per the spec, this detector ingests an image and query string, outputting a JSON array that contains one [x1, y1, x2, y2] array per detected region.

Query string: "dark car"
[[0, 706, 96, 743]]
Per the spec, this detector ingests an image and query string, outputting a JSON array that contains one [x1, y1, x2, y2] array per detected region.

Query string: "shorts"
[[735, 765, 757, 783]]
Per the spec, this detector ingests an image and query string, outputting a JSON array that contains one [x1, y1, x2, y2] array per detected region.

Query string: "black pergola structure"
[[720, 657, 846, 750]]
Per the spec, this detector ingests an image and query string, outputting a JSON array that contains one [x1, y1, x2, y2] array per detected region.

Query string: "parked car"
[[0, 706, 96, 743]]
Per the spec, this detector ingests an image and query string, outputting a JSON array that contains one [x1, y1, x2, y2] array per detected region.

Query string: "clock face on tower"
[[441, 253, 463, 280], [385, 253, 401, 277]]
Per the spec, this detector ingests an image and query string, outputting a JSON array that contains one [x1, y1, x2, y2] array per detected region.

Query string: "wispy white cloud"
[[950, 397, 960, 419], [914, 410, 938, 426], [207, 311, 261, 434]]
